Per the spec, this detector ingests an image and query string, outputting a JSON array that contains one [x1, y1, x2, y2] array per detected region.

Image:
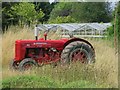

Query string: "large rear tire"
[[18, 58, 38, 71], [61, 41, 95, 65]]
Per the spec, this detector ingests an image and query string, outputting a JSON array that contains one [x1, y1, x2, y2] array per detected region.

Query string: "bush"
[[106, 24, 114, 40], [48, 16, 75, 24]]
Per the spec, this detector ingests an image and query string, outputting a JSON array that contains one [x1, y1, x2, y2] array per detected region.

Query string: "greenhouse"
[[37, 23, 112, 37]]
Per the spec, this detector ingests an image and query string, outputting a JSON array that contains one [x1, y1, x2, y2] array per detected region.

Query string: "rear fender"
[[63, 38, 95, 51]]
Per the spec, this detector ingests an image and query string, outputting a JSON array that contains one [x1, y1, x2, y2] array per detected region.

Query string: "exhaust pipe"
[[44, 31, 47, 40], [35, 25, 38, 40], [34, 25, 48, 40]]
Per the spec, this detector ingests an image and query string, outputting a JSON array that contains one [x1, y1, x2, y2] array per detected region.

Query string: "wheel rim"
[[70, 48, 88, 63], [23, 62, 34, 70]]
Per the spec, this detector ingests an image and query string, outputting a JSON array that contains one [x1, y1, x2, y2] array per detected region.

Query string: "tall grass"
[[2, 26, 118, 88], [2, 26, 61, 69], [0, 31, 2, 88]]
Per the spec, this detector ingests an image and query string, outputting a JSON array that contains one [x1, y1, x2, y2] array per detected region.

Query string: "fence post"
[[114, 3, 118, 54]]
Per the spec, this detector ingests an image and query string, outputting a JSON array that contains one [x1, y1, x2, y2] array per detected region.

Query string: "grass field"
[[1, 26, 118, 88]]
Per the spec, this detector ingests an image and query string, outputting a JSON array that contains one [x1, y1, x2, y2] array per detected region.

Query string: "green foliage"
[[2, 2, 112, 30], [48, 16, 76, 24], [34, 2, 55, 23], [71, 2, 112, 23], [2, 2, 55, 30], [106, 23, 114, 40], [2, 2, 19, 31], [49, 2, 112, 23], [49, 2, 73, 21], [117, 2, 120, 41], [11, 2, 44, 25], [106, 2, 119, 41]]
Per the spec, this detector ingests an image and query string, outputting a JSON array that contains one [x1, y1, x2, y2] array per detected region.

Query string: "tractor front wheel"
[[18, 58, 38, 71], [10, 60, 19, 70]]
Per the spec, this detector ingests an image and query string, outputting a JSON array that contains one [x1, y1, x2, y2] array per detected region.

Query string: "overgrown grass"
[[2, 26, 118, 88], [2, 26, 61, 69]]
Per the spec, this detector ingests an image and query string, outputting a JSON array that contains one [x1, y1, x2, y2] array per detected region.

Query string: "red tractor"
[[11, 25, 95, 70]]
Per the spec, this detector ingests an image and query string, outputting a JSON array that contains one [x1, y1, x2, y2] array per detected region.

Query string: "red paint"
[[14, 37, 95, 65], [14, 38, 68, 65]]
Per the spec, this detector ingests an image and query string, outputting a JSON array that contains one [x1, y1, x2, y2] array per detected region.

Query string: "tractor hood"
[[15, 38, 68, 48], [14, 38, 68, 61]]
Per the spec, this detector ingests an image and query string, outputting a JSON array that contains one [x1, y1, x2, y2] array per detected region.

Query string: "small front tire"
[[10, 60, 19, 70], [18, 58, 38, 71]]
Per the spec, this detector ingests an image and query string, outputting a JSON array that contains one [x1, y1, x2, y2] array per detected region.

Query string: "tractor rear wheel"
[[18, 58, 38, 71], [61, 41, 95, 65]]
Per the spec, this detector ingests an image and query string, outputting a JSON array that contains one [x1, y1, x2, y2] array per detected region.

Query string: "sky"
[[49, 0, 55, 4]]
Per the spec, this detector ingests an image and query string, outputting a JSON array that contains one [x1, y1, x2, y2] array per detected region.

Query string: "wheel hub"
[[70, 48, 88, 63], [23, 62, 34, 70]]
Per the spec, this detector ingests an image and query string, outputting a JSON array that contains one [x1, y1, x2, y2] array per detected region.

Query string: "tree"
[[11, 2, 44, 26], [48, 2, 73, 22], [48, 2, 112, 23], [2, 2, 55, 31], [106, 1, 119, 47], [2, 2, 18, 31], [48, 16, 75, 23], [71, 2, 112, 23], [117, 2, 120, 40], [33, 2, 56, 23]]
